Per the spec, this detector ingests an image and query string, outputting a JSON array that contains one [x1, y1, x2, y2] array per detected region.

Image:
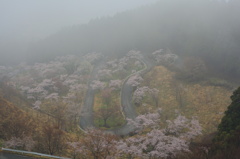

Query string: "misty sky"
[[0, 0, 159, 42]]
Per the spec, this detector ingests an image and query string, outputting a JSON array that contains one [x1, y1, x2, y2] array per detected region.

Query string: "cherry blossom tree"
[[90, 80, 106, 91], [106, 59, 118, 69], [5, 136, 35, 151], [165, 115, 202, 140], [118, 56, 129, 71], [133, 86, 159, 107], [152, 49, 178, 65], [134, 61, 143, 69], [76, 61, 92, 75], [109, 80, 122, 90], [24, 78, 56, 101], [33, 100, 42, 109], [77, 128, 118, 159], [33, 61, 66, 79], [84, 52, 103, 64], [127, 50, 142, 59], [127, 74, 143, 87], [97, 69, 112, 81], [133, 86, 150, 105], [4, 137, 23, 149], [45, 93, 59, 100], [117, 110, 202, 159], [117, 129, 189, 159]]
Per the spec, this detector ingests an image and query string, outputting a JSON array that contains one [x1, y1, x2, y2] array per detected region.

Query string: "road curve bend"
[[79, 55, 154, 135]]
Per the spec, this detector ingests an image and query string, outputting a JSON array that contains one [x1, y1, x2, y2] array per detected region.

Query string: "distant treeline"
[[28, 0, 240, 79]]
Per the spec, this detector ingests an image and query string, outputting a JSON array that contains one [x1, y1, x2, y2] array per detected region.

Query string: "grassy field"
[[93, 91, 125, 129], [138, 65, 232, 134]]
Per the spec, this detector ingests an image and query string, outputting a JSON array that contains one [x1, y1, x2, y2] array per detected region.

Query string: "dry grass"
[[138, 65, 231, 134]]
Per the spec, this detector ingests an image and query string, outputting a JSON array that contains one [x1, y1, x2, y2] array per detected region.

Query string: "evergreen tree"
[[211, 87, 240, 159], [218, 87, 240, 134]]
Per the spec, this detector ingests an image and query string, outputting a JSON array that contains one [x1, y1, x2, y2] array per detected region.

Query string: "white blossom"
[[90, 80, 106, 90], [127, 74, 143, 87]]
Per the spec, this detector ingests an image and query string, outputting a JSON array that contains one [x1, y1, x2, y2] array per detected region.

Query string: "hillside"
[[0, 51, 239, 158], [27, 0, 240, 79], [0, 96, 35, 140], [138, 65, 232, 133], [1, 0, 240, 157]]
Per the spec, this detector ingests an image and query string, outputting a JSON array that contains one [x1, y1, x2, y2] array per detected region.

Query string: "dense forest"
[[25, 0, 240, 80]]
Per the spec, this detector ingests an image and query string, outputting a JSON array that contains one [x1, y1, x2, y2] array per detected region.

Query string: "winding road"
[[79, 55, 154, 135], [0, 55, 154, 159]]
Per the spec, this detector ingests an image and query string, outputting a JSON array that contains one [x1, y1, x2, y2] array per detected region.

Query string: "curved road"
[[79, 61, 105, 130], [79, 55, 154, 135], [0, 57, 154, 159]]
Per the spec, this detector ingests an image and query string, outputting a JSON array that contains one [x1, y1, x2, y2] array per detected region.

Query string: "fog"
[[1, 0, 240, 79], [1, 1, 240, 158], [0, 0, 159, 65]]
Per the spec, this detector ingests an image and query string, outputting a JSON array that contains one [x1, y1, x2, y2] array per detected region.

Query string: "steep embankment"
[[0, 96, 35, 140]]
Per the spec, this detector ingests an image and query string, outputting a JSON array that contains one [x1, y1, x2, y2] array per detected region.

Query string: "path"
[[79, 55, 154, 135]]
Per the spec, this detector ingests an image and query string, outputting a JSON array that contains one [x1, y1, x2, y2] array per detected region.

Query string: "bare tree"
[[78, 128, 118, 159], [95, 105, 117, 128], [172, 81, 186, 108], [41, 124, 66, 155]]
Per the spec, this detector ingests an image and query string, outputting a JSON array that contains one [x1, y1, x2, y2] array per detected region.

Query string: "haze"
[[1, 1, 240, 158], [0, 0, 159, 64]]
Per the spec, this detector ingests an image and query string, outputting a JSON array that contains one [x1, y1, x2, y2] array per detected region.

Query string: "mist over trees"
[[23, 0, 240, 79], [1, 0, 240, 158]]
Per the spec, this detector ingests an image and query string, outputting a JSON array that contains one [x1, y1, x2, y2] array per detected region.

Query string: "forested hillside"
[[1, 0, 240, 158], [27, 0, 240, 79], [0, 49, 236, 158]]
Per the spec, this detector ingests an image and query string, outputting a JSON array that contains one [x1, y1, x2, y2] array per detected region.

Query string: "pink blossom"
[[69, 84, 87, 92], [127, 50, 142, 59], [90, 80, 106, 90], [118, 111, 202, 158], [106, 59, 118, 69], [97, 69, 112, 80], [109, 80, 122, 90], [152, 49, 178, 64], [84, 52, 103, 63], [134, 61, 142, 69], [127, 111, 161, 131], [33, 100, 41, 109], [133, 86, 150, 104], [5, 136, 35, 151], [45, 93, 59, 100], [126, 74, 143, 87]]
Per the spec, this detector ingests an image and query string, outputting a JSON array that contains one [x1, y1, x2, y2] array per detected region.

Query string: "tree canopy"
[[218, 87, 240, 133]]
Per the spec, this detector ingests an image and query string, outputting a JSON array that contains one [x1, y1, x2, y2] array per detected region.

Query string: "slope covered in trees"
[[0, 49, 238, 158], [0, 96, 35, 140], [209, 87, 240, 158], [136, 65, 232, 133], [1, 0, 240, 157], [27, 0, 240, 79], [218, 87, 240, 133]]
